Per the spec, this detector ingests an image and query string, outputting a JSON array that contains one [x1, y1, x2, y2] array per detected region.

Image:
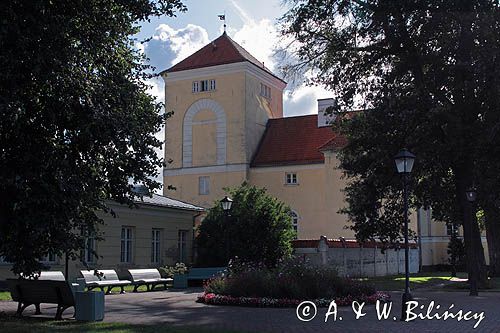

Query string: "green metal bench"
[[187, 267, 226, 281]]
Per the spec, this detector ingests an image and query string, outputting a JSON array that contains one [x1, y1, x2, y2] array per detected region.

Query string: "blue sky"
[[136, 0, 332, 118]]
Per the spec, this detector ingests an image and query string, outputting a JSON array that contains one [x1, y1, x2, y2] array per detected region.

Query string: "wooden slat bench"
[[6, 279, 75, 320], [187, 267, 226, 282], [128, 269, 173, 292], [80, 269, 131, 294]]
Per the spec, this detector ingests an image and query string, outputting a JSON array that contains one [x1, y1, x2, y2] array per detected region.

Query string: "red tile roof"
[[251, 114, 346, 167], [163, 32, 285, 83]]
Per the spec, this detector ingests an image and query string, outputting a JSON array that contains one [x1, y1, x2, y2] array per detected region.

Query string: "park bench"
[[80, 269, 131, 294], [6, 279, 75, 320], [187, 267, 226, 282], [128, 268, 173, 292]]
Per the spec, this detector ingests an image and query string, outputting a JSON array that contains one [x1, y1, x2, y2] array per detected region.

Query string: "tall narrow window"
[[209, 79, 216, 90], [121, 227, 133, 263], [84, 234, 96, 263], [151, 229, 162, 264], [201, 80, 208, 91], [260, 83, 271, 99], [192, 81, 199, 93], [41, 253, 57, 263], [178, 230, 188, 263], [199, 176, 210, 195]]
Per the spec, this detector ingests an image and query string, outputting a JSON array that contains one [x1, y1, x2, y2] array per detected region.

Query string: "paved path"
[[1, 289, 499, 332]]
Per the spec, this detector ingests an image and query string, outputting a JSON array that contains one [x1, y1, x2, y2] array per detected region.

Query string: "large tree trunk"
[[484, 205, 500, 277], [454, 165, 488, 294]]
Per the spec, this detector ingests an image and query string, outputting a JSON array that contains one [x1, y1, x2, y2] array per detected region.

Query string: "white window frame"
[[178, 229, 189, 263], [192, 81, 199, 93], [121, 227, 134, 263], [285, 172, 298, 185], [260, 83, 271, 99], [199, 176, 210, 195], [446, 223, 458, 236], [151, 229, 162, 264], [209, 79, 216, 91]]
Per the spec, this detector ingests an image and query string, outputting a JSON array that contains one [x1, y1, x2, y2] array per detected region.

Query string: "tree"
[[280, 0, 500, 290], [0, 0, 186, 276], [196, 183, 295, 267]]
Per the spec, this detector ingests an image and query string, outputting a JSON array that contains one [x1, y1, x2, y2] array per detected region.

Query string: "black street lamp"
[[465, 188, 478, 296], [221, 196, 233, 261], [394, 148, 415, 321]]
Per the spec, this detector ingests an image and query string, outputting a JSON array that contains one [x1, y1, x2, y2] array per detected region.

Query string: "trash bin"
[[75, 291, 105, 321], [173, 274, 188, 288]]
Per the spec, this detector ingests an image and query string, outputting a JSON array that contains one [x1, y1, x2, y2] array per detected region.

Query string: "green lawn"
[[0, 290, 11, 301], [0, 316, 243, 333], [358, 272, 463, 291], [0, 284, 168, 302]]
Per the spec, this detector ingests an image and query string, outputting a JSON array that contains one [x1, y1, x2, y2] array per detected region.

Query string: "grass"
[[0, 290, 12, 301], [357, 272, 463, 291], [0, 315, 244, 333], [0, 284, 168, 302]]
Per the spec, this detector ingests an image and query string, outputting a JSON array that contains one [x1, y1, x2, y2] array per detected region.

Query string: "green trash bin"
[[75, 291, 105, 321], [173, 274, 188, 288]]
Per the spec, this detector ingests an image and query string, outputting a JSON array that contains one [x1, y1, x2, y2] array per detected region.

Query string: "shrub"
[[203, 257, 375, 301], [196, 183, 295, 267], [158, 262, 188, 278]]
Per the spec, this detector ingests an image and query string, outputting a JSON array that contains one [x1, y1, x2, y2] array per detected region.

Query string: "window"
[[199, 176, 210, 195], [260, 83, 271, 99], [151, 229, 162, 264], [285, 173, 298, 185], [193, 79, 216, 93], [84, 235, 96, 263], [178, 230, 189, 263], [41, 253, 57, 263], [121, 227, 133, 263], [192, 81, 199, 93], [290, 211, 299, 237], [446, 224, 458, 236]]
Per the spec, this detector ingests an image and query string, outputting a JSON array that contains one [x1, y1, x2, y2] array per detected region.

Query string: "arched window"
[[290, 211, 299, 237]]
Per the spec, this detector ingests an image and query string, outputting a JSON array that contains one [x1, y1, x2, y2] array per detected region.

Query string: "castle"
[[161, 32, 484, 270]]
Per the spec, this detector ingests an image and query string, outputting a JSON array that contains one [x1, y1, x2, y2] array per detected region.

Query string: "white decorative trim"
[[251, 164, 324, 173], [183, 99, 226, 167], [162, 62, 287, 91], [164, 163, 248, 176], [419, 236, 487, 243]]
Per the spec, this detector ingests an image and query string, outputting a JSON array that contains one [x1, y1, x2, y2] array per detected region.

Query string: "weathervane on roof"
[[218, 12, 226, 33]]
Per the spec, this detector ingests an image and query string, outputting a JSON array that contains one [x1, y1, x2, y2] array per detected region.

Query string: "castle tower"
[[161, 32, 286, 207]]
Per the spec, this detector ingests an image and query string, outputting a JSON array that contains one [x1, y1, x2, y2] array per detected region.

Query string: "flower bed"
[[198, 257, 391, 308], [197, 291, 391, 308]]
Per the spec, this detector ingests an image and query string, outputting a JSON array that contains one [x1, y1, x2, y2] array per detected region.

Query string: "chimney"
[[317, 98, 336, 127]]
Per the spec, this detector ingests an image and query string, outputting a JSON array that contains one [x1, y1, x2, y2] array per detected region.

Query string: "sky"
[[136, 0, 333, 190]]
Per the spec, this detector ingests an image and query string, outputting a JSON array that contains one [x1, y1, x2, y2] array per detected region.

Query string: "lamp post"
[[465, 188, 478, 296], [449, 223, 458, 278], [220, 196, 233, 262], [394, 148, 415, 321]]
